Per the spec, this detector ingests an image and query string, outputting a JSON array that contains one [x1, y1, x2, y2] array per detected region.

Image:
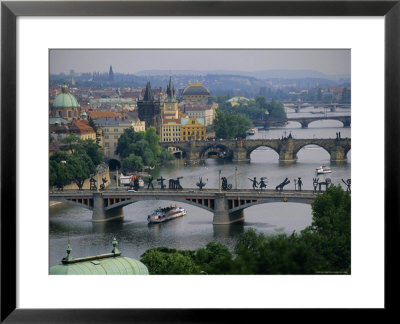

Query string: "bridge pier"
[[232, 148, 250, 162], [300, 121, 308, 128], [330, 146, 347, 162], [92, 192, 124, 222], [212, 194, 245, 225]]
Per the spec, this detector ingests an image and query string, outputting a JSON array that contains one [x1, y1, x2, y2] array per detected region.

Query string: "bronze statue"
[[147, 176, 154, 190], [75, 178, 85, 190], [248, 177, 258, 189], [89, 177, 97, 191], [297, 177, 303, 191], [99, 177, 108, 190], [313, 178, 319, 193], [318, 178, 331, 191], [157, 176, 166, 190], [196, 177, 206, 190], [341, 178, 351, 192], [221, 177, 232, 190], [259, 177, 267, 190], [275, 178, 290, 191], [169, 177, 183, 190]]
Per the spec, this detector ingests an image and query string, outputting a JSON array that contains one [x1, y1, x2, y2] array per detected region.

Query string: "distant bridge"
[[50, 188, 319, 224], [160, 138, 351, 163], [287, 115, 351, 128], [282, 102, 351, 112]]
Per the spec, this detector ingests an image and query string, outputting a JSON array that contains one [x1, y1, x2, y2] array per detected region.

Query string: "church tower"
[[137, 81, 161, 132], [108, 65, 114, 81], [162, 77, 179, 120]]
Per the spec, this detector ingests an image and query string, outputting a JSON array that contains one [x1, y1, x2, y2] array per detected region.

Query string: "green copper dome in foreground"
[[49, 238, 149, 275], [52, 84, 79, 108]]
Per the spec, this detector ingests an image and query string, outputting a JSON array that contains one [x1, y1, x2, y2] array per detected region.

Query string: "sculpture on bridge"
[[296, 177, 303, 191], [157, 176, 166, 190], [259, 177, 268, 190], [341, 178, 351, 192], [221, 177, 232, 190], [169, 177, 183, 190], [133, 178, 139, 191], [89, 177, 97, 191], [248, 177, 258, 189], [196, 177, 206, 190], [147, 176, 154, 190], [275, 178, 290, 191], [75, 178, 85, 190], [318, 178, 331, 191], [312, 178, 319, 193], [100, 177, 108, 190]]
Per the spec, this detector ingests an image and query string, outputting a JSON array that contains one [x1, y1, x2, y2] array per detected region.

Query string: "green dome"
[[49, 256, 149, 275], [53, 84, 79, 108], [49, 238, 149, 275]]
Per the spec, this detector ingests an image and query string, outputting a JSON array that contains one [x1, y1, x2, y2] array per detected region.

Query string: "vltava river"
[[50, 109, 351, 266]]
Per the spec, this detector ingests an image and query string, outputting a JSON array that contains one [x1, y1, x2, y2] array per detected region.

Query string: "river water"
[[49, 107, 351, 266]]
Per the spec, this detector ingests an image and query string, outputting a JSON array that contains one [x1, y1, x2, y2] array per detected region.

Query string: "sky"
[[50, 49, 350, 76]]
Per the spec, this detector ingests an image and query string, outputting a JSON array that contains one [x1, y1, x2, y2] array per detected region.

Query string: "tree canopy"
[[50, 135, 103, 187], [116, 127, 174, 172], [140, 185, 351, 274]]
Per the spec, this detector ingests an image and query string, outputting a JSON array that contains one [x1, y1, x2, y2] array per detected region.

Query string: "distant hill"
[[135, 69, 349, 82]]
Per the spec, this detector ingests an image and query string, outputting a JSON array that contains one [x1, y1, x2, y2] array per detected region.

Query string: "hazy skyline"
[[50, 49, 350, 76]]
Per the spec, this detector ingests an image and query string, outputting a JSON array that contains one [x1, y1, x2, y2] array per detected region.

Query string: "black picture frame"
[[1, 1, 399, 322]]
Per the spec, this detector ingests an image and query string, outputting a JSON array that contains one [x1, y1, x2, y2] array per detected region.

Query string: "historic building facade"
[[94, 117, 145, 159], [181, 117, 206, 141]]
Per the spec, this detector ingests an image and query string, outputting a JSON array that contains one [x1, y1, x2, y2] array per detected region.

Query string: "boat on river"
[[147, 205, 187, 223], [316, 166, 332, 174]]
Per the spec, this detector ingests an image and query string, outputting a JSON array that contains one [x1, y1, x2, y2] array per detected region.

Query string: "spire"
[[143, 81, 154, 101], [109, 65, 114, 81], [166, 76, 175, 101]]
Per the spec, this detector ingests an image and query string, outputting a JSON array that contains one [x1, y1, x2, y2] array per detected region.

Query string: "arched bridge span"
[[50, 189, 318, 225]]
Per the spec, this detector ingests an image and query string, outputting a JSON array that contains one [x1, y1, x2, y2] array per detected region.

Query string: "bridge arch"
[[307, 118, 345, 128], [293, 142, 331, 158], [50, 197, 93, 210], [103, 196, 215, 214], [199, 144, 233, 159], [161, 143, 188, 159], [246, 145, 280, 160], [294, 143, 331, 162], [228, 197, 313, 214]]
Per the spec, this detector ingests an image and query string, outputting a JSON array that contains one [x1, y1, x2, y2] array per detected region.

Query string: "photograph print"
[[49, 49, 351, 275]]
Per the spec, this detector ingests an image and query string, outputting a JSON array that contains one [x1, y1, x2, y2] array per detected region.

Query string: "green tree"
[[194, 241, 234, 274], [60, 134, 81, 154], [141, 247, 199, 274], [213, 110, 251, 139], [121, 154, 144, 171]]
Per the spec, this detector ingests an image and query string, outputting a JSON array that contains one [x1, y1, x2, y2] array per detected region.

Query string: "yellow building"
[[181, 117, 206, 141]]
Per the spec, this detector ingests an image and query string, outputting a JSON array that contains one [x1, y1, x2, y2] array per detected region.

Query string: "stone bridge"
[[160, 138, 351, 163], [287, 115, 351, 128], [49, 188, 318, 224]]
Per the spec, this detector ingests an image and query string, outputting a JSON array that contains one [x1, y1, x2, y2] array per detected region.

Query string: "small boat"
[[316, 166, 332, 174], [247, 128, 256, 135], [147, 205, 187, 223]]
